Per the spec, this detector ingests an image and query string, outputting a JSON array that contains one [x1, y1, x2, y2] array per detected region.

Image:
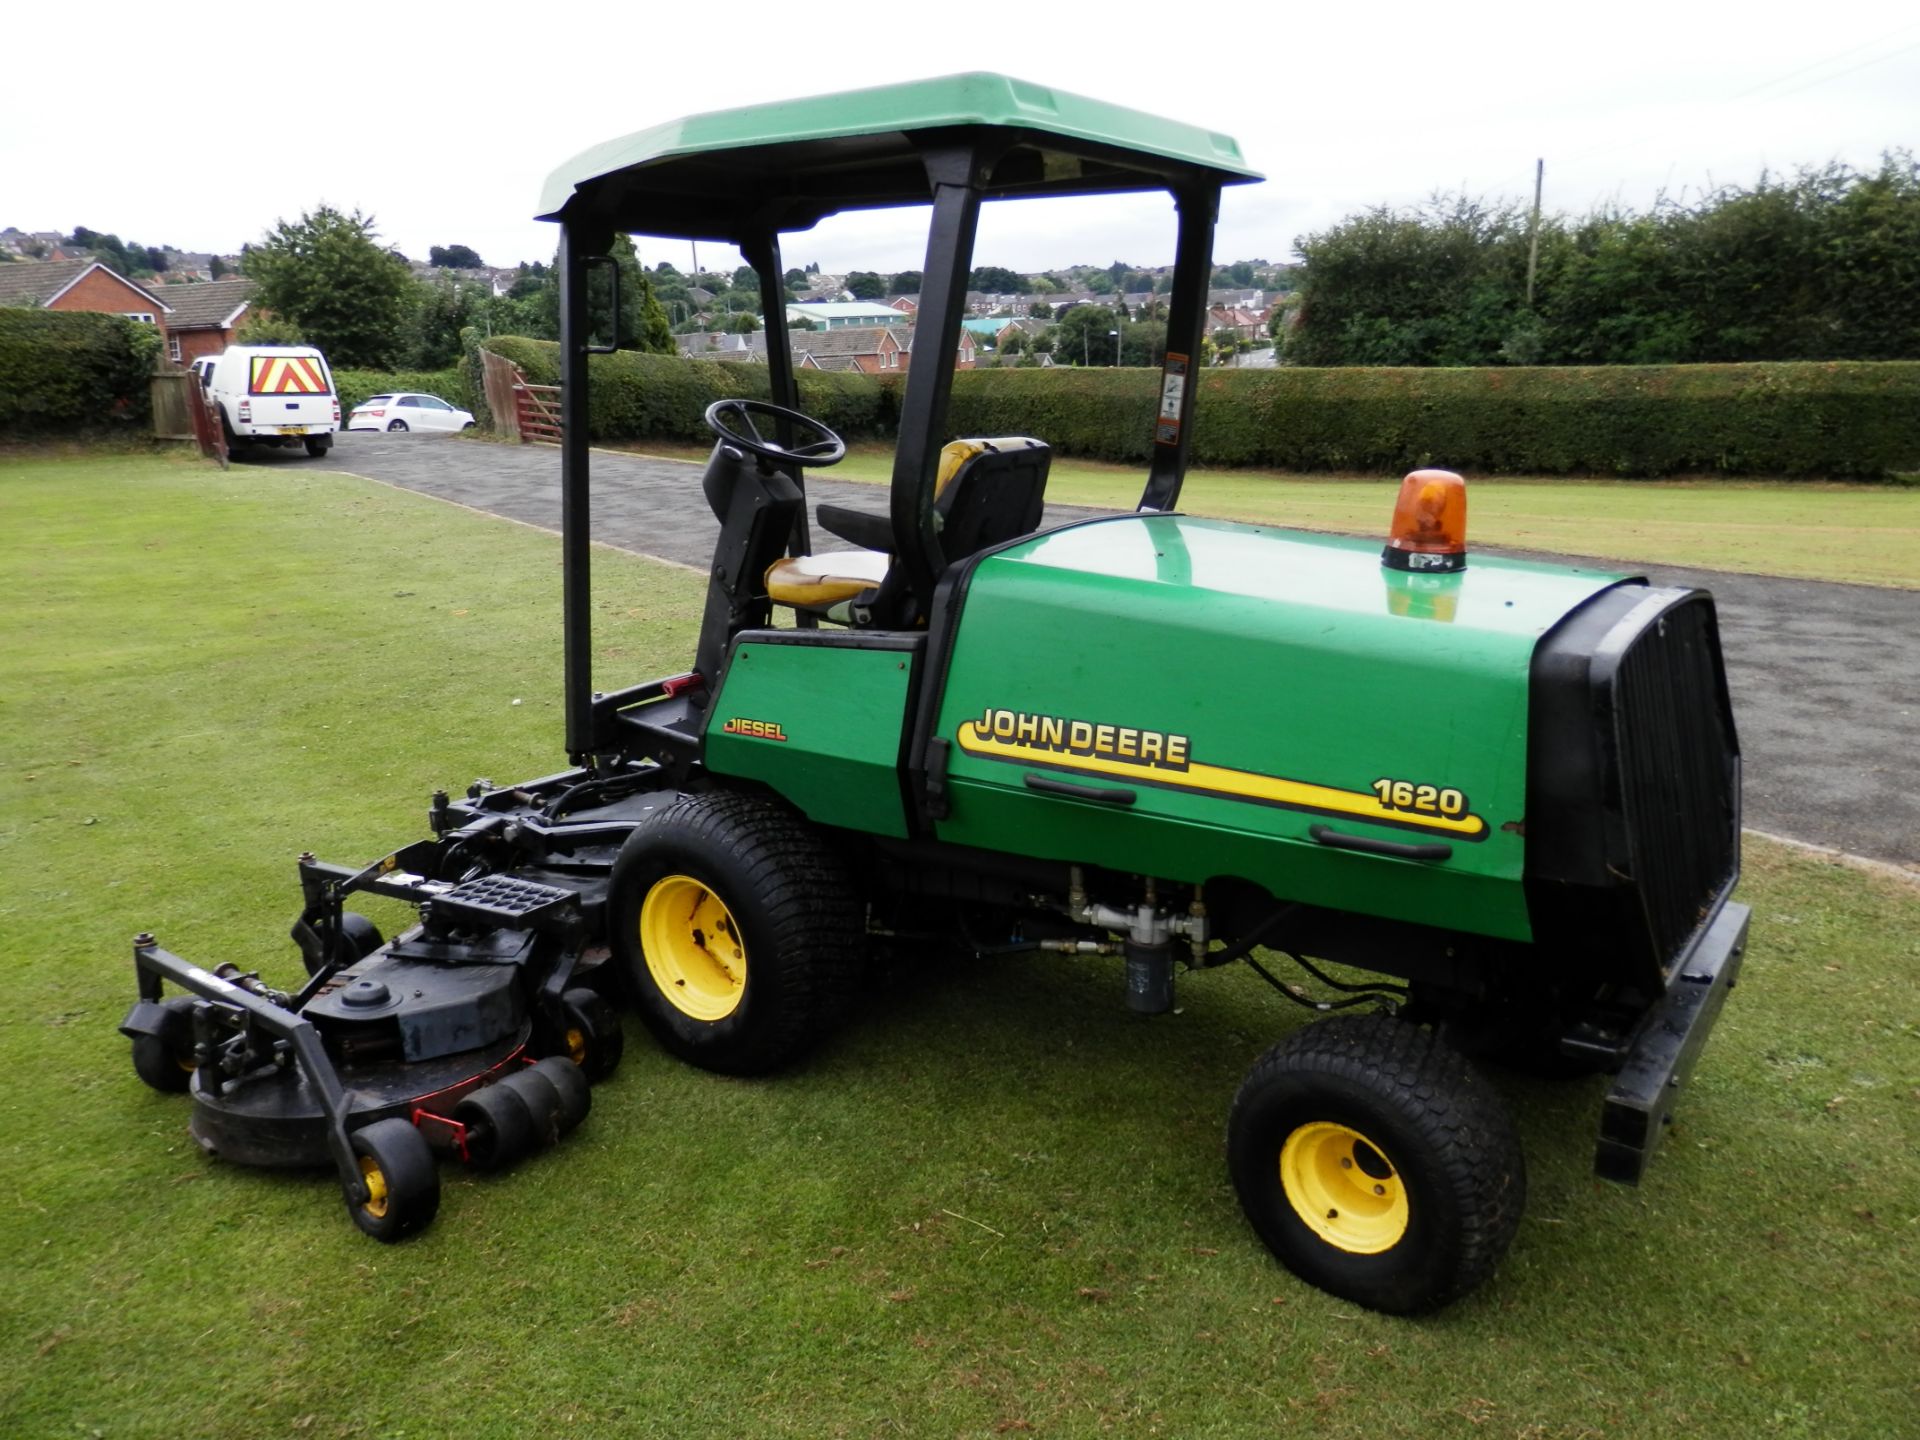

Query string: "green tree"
[[1120, 319, 1167, 366], [845, 270, 887, 300], [209, 256, 229, 279], [969, 264, 1025, 294], [889, 269, 922, 294], [783, 267, 808, 287], [429, 244, 484, 269], [732, 264, 759, 292], [235, 313, 308, 346], [1052, 304, 1121, 365], [404, 273, 486, 367], [243, 206, 414, 367], [602, 236, 675, 353]]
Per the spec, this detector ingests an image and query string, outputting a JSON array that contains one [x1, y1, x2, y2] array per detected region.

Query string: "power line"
[[1760, 36, 1920, 103], [1723, 19, 1920, 102]]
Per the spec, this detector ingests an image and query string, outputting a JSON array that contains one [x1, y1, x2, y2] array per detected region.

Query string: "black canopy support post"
[[890, 145, 984, 614], [746, 232, 799, 415], [558, 220, 601, 764], [1138, 183, 1220, 513], [742, 229, 815, 580]]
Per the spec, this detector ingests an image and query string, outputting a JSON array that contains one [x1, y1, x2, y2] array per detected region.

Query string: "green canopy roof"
[[536, 72, 1261, 241]]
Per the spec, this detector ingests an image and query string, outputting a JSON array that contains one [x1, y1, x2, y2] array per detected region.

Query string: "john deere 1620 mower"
[[122, 74, 1746, 1313]]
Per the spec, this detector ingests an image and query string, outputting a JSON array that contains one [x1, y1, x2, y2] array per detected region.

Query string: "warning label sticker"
[[1154, 353, 1189, 445]]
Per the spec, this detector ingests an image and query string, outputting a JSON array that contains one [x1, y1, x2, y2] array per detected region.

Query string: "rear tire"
[[346, 1119, 439, 1241], [610, 790, 862, 1075], [387, 419, 409, 432], [304, 436, 331, 457], [1227, 1014, 1525, 1314]]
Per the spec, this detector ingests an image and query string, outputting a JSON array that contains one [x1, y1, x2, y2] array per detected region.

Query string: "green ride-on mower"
[[121, 74, 1746, 1313]]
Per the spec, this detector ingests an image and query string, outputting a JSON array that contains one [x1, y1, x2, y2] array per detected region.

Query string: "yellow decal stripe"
[[955, 722, 1489, 839]]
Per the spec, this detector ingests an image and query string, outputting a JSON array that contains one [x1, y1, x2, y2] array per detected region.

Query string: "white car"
[[346, 393, 475, 433]]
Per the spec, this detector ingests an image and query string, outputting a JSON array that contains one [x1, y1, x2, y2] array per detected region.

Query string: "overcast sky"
[[5, 1, 1915, 281]]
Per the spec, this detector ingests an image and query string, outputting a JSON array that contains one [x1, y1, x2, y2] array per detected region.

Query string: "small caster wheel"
[[526, 1055, 592, 1136], [131, 997, 198, 1093], [560, 987, 624, 1082], [346, 1119, 439, 1241], [455, 1082, 536, 1171]]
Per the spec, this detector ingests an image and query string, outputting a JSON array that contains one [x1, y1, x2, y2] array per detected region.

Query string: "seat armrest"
[[816, 502, 896, 553]]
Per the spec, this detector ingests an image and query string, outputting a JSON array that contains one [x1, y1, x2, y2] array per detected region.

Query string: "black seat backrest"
[[935, 437, 1050, 558], [857, 437, 1051, 627]]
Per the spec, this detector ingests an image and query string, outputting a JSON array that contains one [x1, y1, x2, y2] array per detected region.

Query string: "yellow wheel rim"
[[358, 1155, 390, 1220], [566, 1026, 587, 1066], [1279, 1121, 1409, 1254], [639, 874, 746, 1022]]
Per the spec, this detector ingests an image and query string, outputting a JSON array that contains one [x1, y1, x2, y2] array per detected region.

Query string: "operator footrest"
[[434, 875, 578, 929]]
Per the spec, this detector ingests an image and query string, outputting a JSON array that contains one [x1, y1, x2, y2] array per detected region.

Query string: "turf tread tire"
[[1228, 1014, 1526, 1315], [610, 789, 863, 1076]]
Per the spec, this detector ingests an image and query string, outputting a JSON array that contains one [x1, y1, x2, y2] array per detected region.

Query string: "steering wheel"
[[704, 399, 847, 468]]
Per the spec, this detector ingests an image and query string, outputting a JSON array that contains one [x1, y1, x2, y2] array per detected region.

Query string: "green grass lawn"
[[4, 453, 1917, 1438], [625, 442, 1920, 589]]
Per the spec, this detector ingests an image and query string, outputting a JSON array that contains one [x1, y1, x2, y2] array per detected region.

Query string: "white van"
[[205, 345, 340, 457]]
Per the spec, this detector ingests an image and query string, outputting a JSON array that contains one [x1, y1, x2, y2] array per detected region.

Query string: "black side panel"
[[1526, 584, 1742, 993]]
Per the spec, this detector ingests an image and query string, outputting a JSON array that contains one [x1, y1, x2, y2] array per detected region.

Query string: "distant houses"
[[678, 323, 974, 372]]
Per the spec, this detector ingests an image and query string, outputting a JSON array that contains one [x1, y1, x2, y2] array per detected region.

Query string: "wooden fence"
[[480, 347, 562, 444], [149, 370, 197, 441], [151, 366, 228, 465]]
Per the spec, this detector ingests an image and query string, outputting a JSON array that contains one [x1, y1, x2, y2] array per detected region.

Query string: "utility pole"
[[1526, 157, 1544, 308]]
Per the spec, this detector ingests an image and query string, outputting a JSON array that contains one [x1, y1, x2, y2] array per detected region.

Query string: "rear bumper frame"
[[1593, 900, 1751, 1184]]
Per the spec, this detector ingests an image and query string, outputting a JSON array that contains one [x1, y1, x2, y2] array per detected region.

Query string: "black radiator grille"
[[1611, 597, 1740, 975]]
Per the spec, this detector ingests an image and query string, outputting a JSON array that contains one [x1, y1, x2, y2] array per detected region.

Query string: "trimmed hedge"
[[476, 336, 1920, 478], [952, 363, 1920, 477], [0, 309, 159, 435], [332, 366, 471, 416], [481, 337, 894, 445]]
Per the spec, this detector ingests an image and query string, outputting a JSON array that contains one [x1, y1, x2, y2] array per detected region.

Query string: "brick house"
[[0, 259, 173, 339], [1207, 304, 1265, 342], [154, 279, 254, 365], [791, 325, 907, 373], [904, 325, 976, 371]]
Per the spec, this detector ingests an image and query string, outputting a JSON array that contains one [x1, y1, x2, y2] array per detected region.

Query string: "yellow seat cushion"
[[765, 549, 892, 608]]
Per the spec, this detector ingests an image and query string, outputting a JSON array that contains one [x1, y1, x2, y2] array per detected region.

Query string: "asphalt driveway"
[[286, 431, 1917, 868]]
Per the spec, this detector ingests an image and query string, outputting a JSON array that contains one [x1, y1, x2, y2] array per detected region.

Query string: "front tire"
[[387, 419, 409, 432], [609, 790, 862, 1075], [1227, 1014, 1525, 1314], [345, 1119, 439, 1241]]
